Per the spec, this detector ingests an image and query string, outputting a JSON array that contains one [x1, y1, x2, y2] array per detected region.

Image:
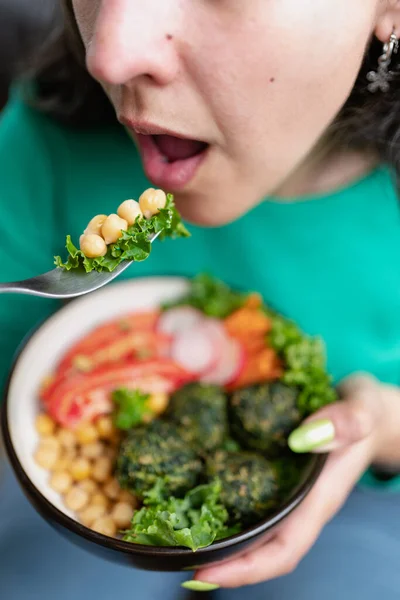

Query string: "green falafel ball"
[[116, 420, 203, 498], [229, 382, 302, 457], [206, 450, 278, 524], [167, 382, 228, 453]]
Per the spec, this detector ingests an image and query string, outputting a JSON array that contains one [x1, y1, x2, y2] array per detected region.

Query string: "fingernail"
[[181, 580, 220, 592], [288, 419, 335, 453]]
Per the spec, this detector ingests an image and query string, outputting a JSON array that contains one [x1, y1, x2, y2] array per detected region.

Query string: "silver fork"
[[0, 232, 161, 299]]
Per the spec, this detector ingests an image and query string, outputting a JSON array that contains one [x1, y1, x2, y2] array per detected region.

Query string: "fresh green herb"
[[123, 479, 239, 552], [163, 273, 247, 319], [267, 312, 337, 415], [112, 388, 152, 430], [54, 195, 190, 273]]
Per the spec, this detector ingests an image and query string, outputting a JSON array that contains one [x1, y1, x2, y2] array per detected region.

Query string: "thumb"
[[288, 374, 380, 453]]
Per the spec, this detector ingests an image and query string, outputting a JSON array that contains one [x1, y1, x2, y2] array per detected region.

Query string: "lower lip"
[[135, 134, 207, 190]]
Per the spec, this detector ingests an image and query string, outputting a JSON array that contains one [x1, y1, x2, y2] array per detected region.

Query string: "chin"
[[174, 192, 253, 228], [173, 165, 262, 227]]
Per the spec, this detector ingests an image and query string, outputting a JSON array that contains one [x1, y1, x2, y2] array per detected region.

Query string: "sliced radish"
[[201, 338, 245, 386], [157, 306, 205, 336], [200, 318, 228, 344], [171, 323, 220, 374]]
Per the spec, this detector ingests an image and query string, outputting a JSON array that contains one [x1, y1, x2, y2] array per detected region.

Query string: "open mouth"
[[135, 132, 209, 191], [152, 135, 208, 164]]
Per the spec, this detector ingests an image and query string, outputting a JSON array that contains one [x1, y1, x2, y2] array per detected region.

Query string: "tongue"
[[154, 135, 206, 162]]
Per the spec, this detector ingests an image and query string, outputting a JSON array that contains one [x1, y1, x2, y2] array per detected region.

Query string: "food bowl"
[[1, 276, 326, 571]]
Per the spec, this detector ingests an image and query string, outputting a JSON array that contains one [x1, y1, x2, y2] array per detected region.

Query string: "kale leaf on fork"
[[55, 194, 190, 273]]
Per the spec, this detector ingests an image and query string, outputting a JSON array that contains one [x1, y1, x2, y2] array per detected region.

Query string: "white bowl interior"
[[6, 276, 189, 518]]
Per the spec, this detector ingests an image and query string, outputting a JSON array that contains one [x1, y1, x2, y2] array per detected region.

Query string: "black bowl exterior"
[[1, 317, 327, 572]]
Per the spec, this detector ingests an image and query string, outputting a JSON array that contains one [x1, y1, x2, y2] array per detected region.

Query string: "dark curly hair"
[[28, 0, 400, 177]]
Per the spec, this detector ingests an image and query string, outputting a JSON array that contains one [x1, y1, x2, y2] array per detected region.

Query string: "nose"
[[86, 0, 180, 86]]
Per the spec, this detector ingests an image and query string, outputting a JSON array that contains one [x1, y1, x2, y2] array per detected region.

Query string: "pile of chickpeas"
[[79, 188, 167, 259], [34, 414, 137, 537]]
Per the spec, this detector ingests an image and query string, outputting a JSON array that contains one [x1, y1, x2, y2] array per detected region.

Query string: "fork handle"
[[0, 283, 17, 294], [0, 282, 36, 296]]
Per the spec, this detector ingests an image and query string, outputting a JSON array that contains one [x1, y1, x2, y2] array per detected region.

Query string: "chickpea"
[[111, 502, 134, 529], [78, 479, 99, 496], [84, 214, 107, 236], [50, 471, 73, 494], [34, 446, 59, 470], [79, 233, 107, 259], [139, 188, 167, 219], [95, 415, 115, 440], [58, 428, 77, 450], [117, 199, 143, 226], [35, 413, 56, 436], [64, 446, 78, 461], [81, 441, 104, 460], [53, 453, 70, 472], [39, 436, 60, 453], [79, 504, 107, 528], [70, 457, 91, 481], [103, 478, 120, 500], [76, 423, 99, 445], [101, 214, 128, 245], [91, 493, 109, 508], [92, 456, 112, 482], [118, 489, 138, 507], [147, 392, 169, 415], [91, 516, 117, 537], [65, 486, 89, 512]]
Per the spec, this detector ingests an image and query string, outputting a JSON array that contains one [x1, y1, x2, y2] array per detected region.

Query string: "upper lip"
[[119, 116, 194, 140]]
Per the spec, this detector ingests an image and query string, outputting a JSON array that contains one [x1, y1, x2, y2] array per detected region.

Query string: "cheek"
[[190, 0, 375, 168]]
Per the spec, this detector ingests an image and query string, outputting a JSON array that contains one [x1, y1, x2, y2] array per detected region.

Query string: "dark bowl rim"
[[1, 278, 328, 559]]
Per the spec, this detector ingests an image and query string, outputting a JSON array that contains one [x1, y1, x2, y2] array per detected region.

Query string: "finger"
[[196, 535, 299, 588], [336, 372, 380, 400], [289, 374, 380, 453]]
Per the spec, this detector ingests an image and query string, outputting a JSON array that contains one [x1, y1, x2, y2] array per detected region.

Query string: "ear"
[[375, 1, 400, 42]]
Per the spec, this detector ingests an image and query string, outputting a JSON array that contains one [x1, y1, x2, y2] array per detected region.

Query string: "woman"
[[0, 1, 399, 598]]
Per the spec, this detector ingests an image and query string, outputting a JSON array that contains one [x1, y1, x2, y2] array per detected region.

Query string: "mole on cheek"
[[270, 77, 275, 83], [166, 34, 173, 40]]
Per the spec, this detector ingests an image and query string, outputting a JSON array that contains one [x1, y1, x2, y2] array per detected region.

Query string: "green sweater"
[[1, 99, 399, 490]]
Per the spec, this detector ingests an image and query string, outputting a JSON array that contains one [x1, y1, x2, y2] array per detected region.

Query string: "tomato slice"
[[45, 359, 195, 428], [42, 357, 194, 403], [57, 311, 160, 373], [59, 330, 171, 377]]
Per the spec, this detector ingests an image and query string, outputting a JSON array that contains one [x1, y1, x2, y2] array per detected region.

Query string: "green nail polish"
[[288, 419, 335, 453], [181, 580, 220, 592]]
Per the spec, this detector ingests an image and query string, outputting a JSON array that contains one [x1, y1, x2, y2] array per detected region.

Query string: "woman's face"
[[72, 0, 382, 225]]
